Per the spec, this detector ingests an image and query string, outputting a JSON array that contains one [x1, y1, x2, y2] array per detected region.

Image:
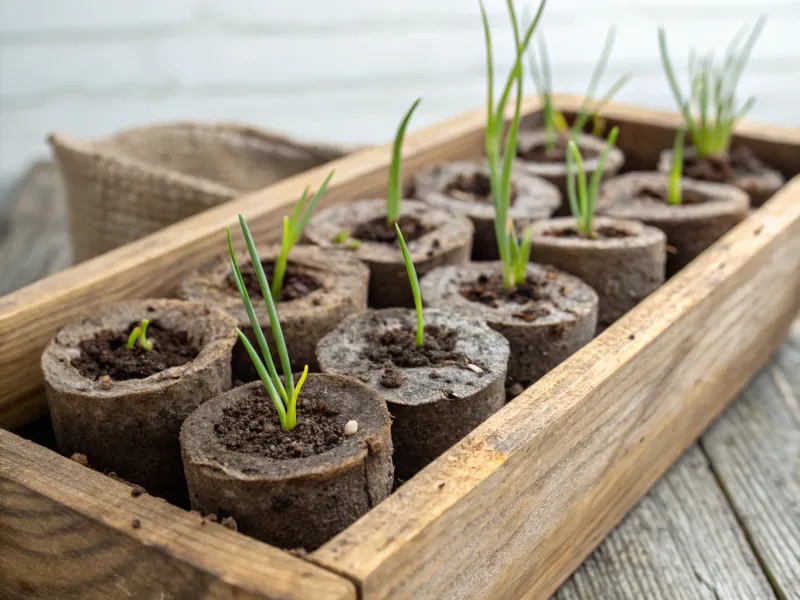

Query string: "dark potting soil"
[[71, 322, 199, 381], [443, 172, 518, 205], [517, 139, 600, 164], [228, 260, 321, 302], [365, 324, 468, 369], [215, 388, 345, 459], [545, 225, 633, 239], [352, 214, 432, 244], [683, 146, 763, 183], [636, 184, 707, 205]]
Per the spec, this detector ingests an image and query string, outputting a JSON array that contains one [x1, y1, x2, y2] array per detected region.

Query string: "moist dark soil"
[[545, 225, 633, 239], [636, 184, 707, 205], [214, 388, 345, 459], [352, 214, 432, 244], [517, 139, 600, 163], [365, 325, 467, 368], [460, 273, 555, 309], [71, 322, 199, 381], [443, 172, 518, 204], [683, 146, 763, 183], [227, 260, 321, 302]]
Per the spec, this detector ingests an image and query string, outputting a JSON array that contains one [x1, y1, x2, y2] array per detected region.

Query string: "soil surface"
[[71, 322, 199, 380], [545, 225, 633, 239], [352, 214, 432, 244], [443, 172, 518, 204], [684, 146, 764, 183], [214, 388, 346, 459], [227, 260, 321, 302], [517, 138, 600, 163], [636, 184, 708, 205], [365, 325, 468, 368], [460, 272, 570, 323]]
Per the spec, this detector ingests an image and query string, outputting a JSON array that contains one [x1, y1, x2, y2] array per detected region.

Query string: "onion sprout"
[[395, 224, 423, 347], [668, 128, 685, 205], [126, 319, 152, 351], [387, 98, 422, 227]]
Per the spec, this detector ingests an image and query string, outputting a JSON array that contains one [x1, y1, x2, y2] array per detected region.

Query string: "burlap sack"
[[48, 122, 359, 262]]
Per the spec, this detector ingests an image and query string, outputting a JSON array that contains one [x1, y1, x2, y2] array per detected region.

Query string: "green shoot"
[[395, 224, 423, 347], [481, 0, 547, 290], [386, 98, 422, 227], [228, 214, 308, 431], [668, 128, 685, 205], [332, 229, 361, 250], [271, 169, 335, 298], [126, 319, 153, 351], [658, 16, 765, 158], [565, 127, 620, 237]]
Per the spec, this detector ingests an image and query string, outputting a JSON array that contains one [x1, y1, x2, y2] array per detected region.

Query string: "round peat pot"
[[412, 160, 560, 260], [304, 199, 473, 308], [529, 217, 667, 331], [316, 308, 509, 482], [420, 263, 598, 387], [41, 299, 238, 505], [598, 171, 750, 276], [179, 374, 393, 551], [657, 146, 784, 208], [515, 130, 624, 213], [178, 244, 369, 383]]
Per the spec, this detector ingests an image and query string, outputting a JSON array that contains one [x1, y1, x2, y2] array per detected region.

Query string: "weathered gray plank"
[[0, 161, 71, 296], [702, 318, 800, 600], [554, 444, 775, 600]]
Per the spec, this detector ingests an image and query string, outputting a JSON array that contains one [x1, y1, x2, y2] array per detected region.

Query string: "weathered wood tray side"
[[0, 97, 544, 431], [0, 430, 356, 599]]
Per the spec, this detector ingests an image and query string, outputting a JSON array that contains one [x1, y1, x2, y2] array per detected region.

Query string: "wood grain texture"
[[310, 179, 800, 599], [0, 429, 356, 600], [0, 96, 542, 431], [701, 318, 800, 600], [553, 445, 775, 600]]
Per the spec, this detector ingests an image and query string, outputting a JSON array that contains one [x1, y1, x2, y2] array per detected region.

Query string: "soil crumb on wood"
[[517, 139, 600, 163], [545, 225, 633, 239], [131, 485, 146, 498], [70, 453, 89, 467], [71, 322, 199, 381], [228, 260, 321, 302], [131, 519, 141, 529], [443, 172, 517, 204], [683, 146, 764, 183], [365, 325, 467, 368], [215, 388, 345, 459], [352, 214, 432, 244]]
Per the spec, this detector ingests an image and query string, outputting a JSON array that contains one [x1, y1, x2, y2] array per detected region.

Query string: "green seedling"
[[667, 128, 686, 205], [272, 169, 335, 298], [126, 319, 153, 351], [228, 214, 308, 431], [386, 98, 422, 227], [527, 26, 631, 150], [565, 127, 620, 238], [480, 0, 547, 290], [658, 16, 765, 158], [395, 224, 423, 347], [332, 229, 361, 250]]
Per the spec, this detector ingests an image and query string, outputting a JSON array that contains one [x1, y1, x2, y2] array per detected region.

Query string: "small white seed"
[[344, 420, 358, 436], [466, 363, 483, 374]]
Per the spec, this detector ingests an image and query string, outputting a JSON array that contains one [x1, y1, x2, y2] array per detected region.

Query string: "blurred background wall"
[[0, 0, 797, 198]]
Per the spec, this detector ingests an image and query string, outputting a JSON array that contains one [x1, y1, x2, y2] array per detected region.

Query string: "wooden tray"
[[2, 95, 799, 600]]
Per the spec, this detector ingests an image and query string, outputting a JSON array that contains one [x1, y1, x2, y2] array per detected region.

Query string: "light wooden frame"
[[1, 95, 799, 600]]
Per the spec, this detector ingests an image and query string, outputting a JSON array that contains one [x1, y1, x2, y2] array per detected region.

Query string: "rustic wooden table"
[[2, 163, 798, 600]]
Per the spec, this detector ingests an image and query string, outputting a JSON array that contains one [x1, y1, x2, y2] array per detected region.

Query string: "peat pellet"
[[420, 262, 598, 386], [304, 199, 473, 308], [657, 146, 784, 208], [529, 216, 667, 330], [413, 160, 560, 260], [316, 308, 509, 481], [515, 130, 625, 213], [41, 299, 238, 505], [180, 374, 393, 551], [598, 171, 749, 276], [178, 244, 368, 382]]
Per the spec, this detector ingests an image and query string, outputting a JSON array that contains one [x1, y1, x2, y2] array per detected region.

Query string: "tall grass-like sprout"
[[668, 128, 685, 205], [395, 224, 424, 347], [126, 319, 152, 351], [481, 0, 547, 290], [272, 169, 335, 298], [228, 214, 308, 431], [658, 16, 765, 158], [386, 98, 422, 227], [565, 127, 620, 237]]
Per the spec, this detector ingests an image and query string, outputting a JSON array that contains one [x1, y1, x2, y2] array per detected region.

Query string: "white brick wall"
[[0, 0, 798, 194]]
